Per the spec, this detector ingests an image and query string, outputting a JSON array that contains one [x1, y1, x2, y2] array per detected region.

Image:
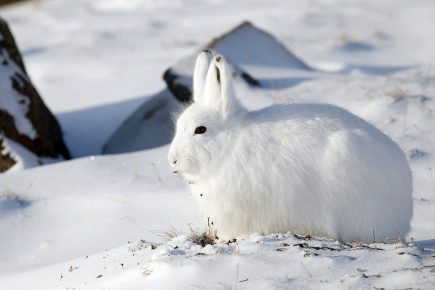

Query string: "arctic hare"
[[168, 51, 413, 242]]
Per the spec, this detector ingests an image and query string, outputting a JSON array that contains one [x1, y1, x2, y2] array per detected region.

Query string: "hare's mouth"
[[172, 158, 196, 175]]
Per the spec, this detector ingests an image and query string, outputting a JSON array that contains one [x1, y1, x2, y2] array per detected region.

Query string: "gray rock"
[[103, 90, 180, 154], [163, 21, 310, 102]]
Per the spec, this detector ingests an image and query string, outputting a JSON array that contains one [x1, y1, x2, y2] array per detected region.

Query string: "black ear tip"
[[215, 66, 221, 84], [216, 56, 221, 62], [203, 49, 212, 54]]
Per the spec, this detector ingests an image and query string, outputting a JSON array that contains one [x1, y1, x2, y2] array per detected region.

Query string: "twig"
[[300, 261, 313, 278], [234, 263, 239, 290]]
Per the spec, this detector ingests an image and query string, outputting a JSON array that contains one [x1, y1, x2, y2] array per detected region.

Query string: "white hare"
[[168, 51, 413, 243]]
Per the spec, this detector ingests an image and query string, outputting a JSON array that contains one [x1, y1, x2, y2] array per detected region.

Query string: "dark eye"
[[194, 126, 207, 135]]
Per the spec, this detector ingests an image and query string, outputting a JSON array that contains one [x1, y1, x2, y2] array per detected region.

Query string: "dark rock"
[[0, 18, 70, 172], [0, 1, 30, 7], [162, 69, 194, 103], [0, 138, 16, 172]]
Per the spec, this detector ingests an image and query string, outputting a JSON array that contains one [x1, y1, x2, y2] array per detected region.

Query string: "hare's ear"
[[193, 50, 214, 103], [204, 54, 239, 118]]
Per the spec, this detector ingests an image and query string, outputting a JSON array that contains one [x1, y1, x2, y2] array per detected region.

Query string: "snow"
[[0, 136, 39, 170], [0, 51, 37, 139], [0, 146, 197, 274], [0, 0, 435, 289], [1, 233, 434, 289]]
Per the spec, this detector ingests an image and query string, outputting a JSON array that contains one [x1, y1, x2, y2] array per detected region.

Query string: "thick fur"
[[168, 52, 413, 242]]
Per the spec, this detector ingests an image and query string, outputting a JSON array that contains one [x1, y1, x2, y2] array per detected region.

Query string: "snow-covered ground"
[[0, 0, 434, 289]]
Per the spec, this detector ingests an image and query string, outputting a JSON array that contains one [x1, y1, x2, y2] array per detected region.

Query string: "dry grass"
[[1, 188, 18, 199], [142, 266, 153, 277], [159, 226, 182, 241], [187, 224, 218, 247], [161, 224, 218, 247]]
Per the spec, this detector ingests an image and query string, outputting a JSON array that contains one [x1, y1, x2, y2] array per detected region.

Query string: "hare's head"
[[168, 51, 244, 179]]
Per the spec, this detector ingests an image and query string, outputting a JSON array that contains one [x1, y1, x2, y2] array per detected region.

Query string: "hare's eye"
[[194, 126, 207, 135]]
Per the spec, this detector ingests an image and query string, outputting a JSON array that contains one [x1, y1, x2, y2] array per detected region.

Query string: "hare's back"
[[243, 103, 412, 241], [249, 103, 371, 131], [245, 102, 409, 181]]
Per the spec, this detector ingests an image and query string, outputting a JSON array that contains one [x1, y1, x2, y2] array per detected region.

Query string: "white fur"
[[168, 52, 413, 242]]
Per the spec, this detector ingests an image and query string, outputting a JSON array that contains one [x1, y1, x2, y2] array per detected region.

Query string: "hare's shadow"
[[414, 239, 435, 249]]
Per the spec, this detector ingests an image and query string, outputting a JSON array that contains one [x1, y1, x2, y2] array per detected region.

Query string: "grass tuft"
[[161, 223, 218, 246], [187, 224, 218, 247]]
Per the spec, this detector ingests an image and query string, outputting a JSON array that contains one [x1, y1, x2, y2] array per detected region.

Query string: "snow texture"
[[1, 233, 434, 289]]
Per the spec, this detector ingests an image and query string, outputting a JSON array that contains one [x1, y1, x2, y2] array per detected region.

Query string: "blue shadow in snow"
[[343, 64, 414, 75], [0, 195, 31, 213], [257, 77, 315, 90], [414, 239, 435, 249], [57, 96, 146, 158]]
